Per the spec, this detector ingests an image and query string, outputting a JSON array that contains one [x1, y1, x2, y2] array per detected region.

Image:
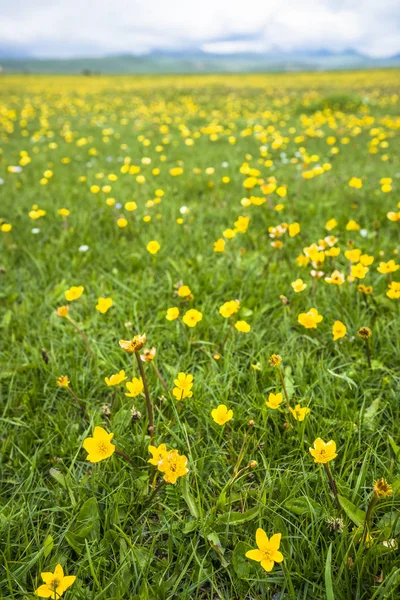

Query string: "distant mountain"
[[1, 49, 400, 74]]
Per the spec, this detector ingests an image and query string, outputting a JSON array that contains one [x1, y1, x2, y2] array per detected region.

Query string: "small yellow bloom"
[[119, 333, 147, 353], [269, 354, 282, 367], [298, 308, 323, 329], [35, 563, 76, 598], [288, 222, 300, 237], [83, 426, 115, 463], [373, 478, 392, 498], [105, 370, 127, 386], [309, 438, 337, 464], [178, 285, 192, 298], [325, 270, 345, 285], [291, 278, 307, 292], [357, 327, 372, 340], [146, 240, 160, 254], [58, 208, 70, 217], [349, 177, 362, 189], [166, 307, 180, 321], [64, 286, 84, 302], [346, 219, 360, 231], [117, 218, 128, 228], [235, 320, 251, 333], [1, 223, 12, 232], [351, 263, 369, 279], [56, 305, 69, 318], [325, 218, 337, 231], [387, 281, 400, 299], [213, 238, 225, 252], [157, 450, 189, 484], [148, 443, 169, 465], [290, 404, 311, 421], [182, 309, 202, 328], [140, 347, 156, 362], [211, 404, 233, 425], [96, 297, 113, 314], [169, 167, 183, 177], [125, 201, 137, 211], [332, 321, 347, 341], [377, 260, 399, 274], [219, 300, 240, 318], [245, 528, 284, 573], [173, 372, 193, 400], [266, 392, 283, 409], [57, 375, 70, 388], [125, 377, 144, 397]]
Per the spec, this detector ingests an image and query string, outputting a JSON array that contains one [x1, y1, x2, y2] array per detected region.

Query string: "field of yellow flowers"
[[1, 70, 400, 600]]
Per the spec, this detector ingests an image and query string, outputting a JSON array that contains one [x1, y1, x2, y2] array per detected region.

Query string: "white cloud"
[[0, 0, 399, 58]]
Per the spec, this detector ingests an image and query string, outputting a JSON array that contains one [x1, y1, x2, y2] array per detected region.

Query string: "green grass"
[[0, 72, 400, 600]]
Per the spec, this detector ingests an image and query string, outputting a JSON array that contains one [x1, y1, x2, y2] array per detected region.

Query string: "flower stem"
[[152, 362, 169, 391], [67, 386, 86, 414], [364, 339, 372, 369], [66, 316, 94, 358], [278, 365, 291, 411], [135, 351, 155, 438], [115, 448, 135, 466], [323, 463, 341, 510]]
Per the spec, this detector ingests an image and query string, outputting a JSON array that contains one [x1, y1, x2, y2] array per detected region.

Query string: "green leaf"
[[284, 496, 321, 516], [327, 369, 357, 390], [232, 541, 251, 580], [216, 506, 259, 526], [43, 535, 54, 558], [181, 478, 199, 518], [388, 436, 400, 458], [284, 366, 295, 399], [207, 532, 229, 568], [363, 398, 380, 431], [338, 495, 366, 527], [49, 468, 67, 488], [325, 543, 335, 600]]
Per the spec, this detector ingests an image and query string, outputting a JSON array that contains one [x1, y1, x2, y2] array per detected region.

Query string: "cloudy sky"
[[1, 0, 399, 58]]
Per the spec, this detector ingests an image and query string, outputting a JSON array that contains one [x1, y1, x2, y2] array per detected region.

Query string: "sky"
[[1, 0, 399, 59]]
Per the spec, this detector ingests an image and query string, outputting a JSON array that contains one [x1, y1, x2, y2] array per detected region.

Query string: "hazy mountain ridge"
[[1, 49, 400, 74]]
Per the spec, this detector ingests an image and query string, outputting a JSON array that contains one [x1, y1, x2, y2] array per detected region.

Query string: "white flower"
[[360, 229, 368, 238], [0, 178, 4, 184], [79, 245, 89, 252], [221, 161, 229, 168], [32, 228, 40, 234], [180, 206, 189, 215], [115, 203, 122, 209]]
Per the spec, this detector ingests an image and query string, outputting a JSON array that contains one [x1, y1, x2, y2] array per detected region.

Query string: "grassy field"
[[1, 70, 400, 600]]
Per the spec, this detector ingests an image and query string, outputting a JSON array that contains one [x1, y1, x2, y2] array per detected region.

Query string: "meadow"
[[0, 70, 400, 600]]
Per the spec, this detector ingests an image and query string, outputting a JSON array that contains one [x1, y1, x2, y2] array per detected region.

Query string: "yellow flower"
[[298, 308, 323, 329], [377, 260, 399, 274], [56, 305, 69, 318], [178, 285, 192, 298], [182, 309, 202, 327], [373, 478, 392, 498], [266, 392, 283, 409], [359, 254, 374, 266], [83, 426, 115, 463], [325, 218, 337, 231], [269, 354, 282, 367], [309, 438, 337, 464], [117, 218, 128, 228], [119, 334, 146, 353], [148, 443, 169, 466], [345, 249, 361, 263], [1, 223, 12, 232], [358, 284, 373, 295], [157, 450, 189, 484], [140, 347, 156, 362], [169, 167, 183, 177], [105, 370, 127, 386], [166, 307, 180, 320], [245, 528, 284, 573], [57, 375, 70, 388], [96, 297, 113, 314], [223, 228, 236, 239], [64, 286, 84, 302], [349, 177, 362, 189], [173, 372, 193, 400], [234, 215, 250, 233], [351, 263, 369, 279], [288, 222, 300, 237], [357, 327, 372, 340], [291, 278, 307, 292], [387, 281, 400, 299], [346, 219, 360, 231], [35, 563, 76, 598], [125, 377, 144, 397], [213, 238, 225, 252], [235, 320, 251, 333], [325, 270, 345, 285], [219, 300, 240, 318], [290, 404, 311, 421], [125, 201, 137, 211], [146, 240, 160, 254], [58, 208, 70, 217], [332, 321, 346, 341], [211, 404, 233, 425]]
